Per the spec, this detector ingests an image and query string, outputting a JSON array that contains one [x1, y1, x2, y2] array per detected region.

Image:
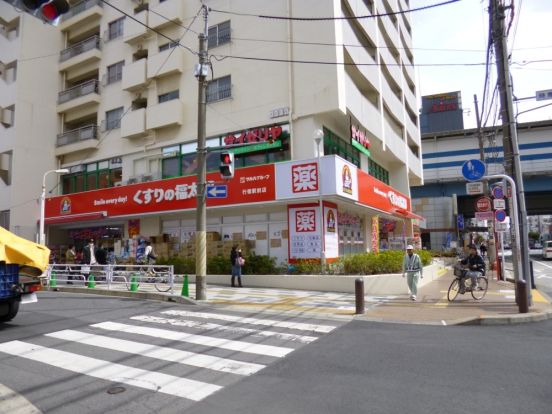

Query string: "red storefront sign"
[[45, 164, 276, 222], [223, 125, 283, 146], [357, 170, 413, 216]]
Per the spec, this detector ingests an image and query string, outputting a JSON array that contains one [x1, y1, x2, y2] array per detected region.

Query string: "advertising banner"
[[287, 203, 321, 261], [323, 202, 339, 260], [371, 216, 380, 253], [358, 170, 411, 215]]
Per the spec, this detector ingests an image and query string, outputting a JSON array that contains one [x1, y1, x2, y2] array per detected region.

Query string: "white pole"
[[314, 130, 326, 272], [39, 169, 69, 246]]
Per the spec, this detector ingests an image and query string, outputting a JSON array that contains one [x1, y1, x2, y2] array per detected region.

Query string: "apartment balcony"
[[146, 99, 184, 130], [122, 58, 147, 91], [342, 22, 378, 89], [380, 46, 402, 87], [381, 15, 400, 49], [59, 35, 101, 75], [57, 79, 100, 114], [407, 147, 422, 182], [55, 125, 99, 156], [58, 0, 103, 32], [383, 119, 405, 162], [0, 30, 20, 63], [381, 78, 404, 122], [147, 47, 184, 79], [0, 78, 16, 109], [344, 73, 382, 141], [403, 86, 417, 119], [124, 9, 148, 43], [149, 0, 183, 29], [121, 108, 146, 138], [405, 116, 419, 145]]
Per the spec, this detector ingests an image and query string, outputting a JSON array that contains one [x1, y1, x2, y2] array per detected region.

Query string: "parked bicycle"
[[448, 264, 488, 301]]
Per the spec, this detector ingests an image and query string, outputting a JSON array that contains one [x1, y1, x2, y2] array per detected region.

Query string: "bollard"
[[49, 272, 57, 288], [496, 257, 502, 281], [355, 278, 365, 315], [130, 274, 138, 292], [87, 274, 95, 289], [529, 260, 536, 289], [181, 274, 189, 297], [517, 280, 529, 313]]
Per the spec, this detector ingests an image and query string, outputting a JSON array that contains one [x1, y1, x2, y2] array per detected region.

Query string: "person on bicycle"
[[144, 241, 157, 265], [460, 244, 485, 293]]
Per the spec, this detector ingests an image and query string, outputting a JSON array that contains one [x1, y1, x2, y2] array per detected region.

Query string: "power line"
[[209, 0, 461, 21]]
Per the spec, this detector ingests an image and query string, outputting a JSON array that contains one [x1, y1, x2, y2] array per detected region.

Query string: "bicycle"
[[137, 264, 172, 292], [448, 264, 488, 301]]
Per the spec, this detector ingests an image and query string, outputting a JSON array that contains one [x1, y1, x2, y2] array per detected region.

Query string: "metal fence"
[[46, 263, 175, 293]]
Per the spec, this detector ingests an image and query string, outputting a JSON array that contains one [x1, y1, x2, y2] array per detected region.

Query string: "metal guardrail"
[[56, 125, 98, 147], [58, 79, 99, 104], [46, 263, 175, 293], [60, 35, 101, 62]]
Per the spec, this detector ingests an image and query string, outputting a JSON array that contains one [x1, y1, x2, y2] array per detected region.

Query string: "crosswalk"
[[0, 308, 341, 404]]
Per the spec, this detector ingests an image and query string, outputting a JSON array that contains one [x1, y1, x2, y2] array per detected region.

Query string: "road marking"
[[537, 275, 552, 279], [531, 290, 550, 304], [130, 315, 318, 344], [0, 341, 221, 401], [441, 320, 447, 326], [0, 383, 42, 414], [160, 310, 337, 333], [533, 260, 552, 270], [45, 330, 264, 376], [91, 322, 293, 357]]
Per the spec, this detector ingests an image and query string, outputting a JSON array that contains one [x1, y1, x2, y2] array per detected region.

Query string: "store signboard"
[[45, 164, 276, 221], [287, 203, 322, 261], [333, 157, 358, 201], [371, 216, 379, 253], [357, 170, 411, 215]]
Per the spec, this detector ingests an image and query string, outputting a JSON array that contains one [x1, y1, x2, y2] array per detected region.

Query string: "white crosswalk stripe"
[[160, 310, 337, 333], [0, 309, 340, 402]]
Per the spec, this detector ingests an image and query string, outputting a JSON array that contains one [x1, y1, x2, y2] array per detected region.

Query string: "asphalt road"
[[2, 292, 552, 414], [532, 257, 552, 297]]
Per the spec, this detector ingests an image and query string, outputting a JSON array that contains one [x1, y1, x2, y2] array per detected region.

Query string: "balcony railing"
[[58, 79, 99, 104], [61, 0, 102, 21], [56, 125, 98, 147], [60, 35, 101, 62]]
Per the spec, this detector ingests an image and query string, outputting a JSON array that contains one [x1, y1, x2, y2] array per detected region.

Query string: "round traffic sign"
[[461, 159, 486, 181], [495, 209, 507, 222], [476, 196, 492, 212], [492, 185, 504, 199]]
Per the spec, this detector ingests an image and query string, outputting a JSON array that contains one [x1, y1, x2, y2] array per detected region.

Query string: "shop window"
[[159, 41, 178, 52], [208, 21, 231, 48], [181, 153, 197, 176], [62, 162, 123, 194], [86, 173, 97, 190], [98, 170, 110, 188], [162, 157, 180, 178], [368, 158, 389, 184]]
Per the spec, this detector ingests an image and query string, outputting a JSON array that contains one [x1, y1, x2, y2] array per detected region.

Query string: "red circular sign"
[[476, 196, 492, 212]]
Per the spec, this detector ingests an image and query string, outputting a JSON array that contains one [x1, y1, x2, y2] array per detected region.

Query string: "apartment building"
[[4, 0, 423, 264]]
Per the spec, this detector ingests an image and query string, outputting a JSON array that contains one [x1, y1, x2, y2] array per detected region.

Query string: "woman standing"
[[230, 245, 243, 287]]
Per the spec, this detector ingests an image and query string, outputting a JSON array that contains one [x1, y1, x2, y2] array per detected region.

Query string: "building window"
[[0, 210, 9, 230], [208, 21, 231, 48], [61, 159, 122, 194], [161, 125, 291, 178], [368, 159, 390, 184], [323, 128, 360, 168], [206, 75, 231, 103], [108, 17, 124, 40], [158, 90, 179, 103], [159, 41, 178, 52], [106, 61, 124, 84], [106, 107, 124, 130]]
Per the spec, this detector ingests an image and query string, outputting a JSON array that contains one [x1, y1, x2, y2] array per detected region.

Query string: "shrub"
[[293, 260, 322, 275], [207, 255, 231, 275], [244, 253, 277, 275], [155, 256, 195, 274]]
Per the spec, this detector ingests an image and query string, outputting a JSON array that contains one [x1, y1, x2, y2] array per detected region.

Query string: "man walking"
[[402, 245, 423, 301]]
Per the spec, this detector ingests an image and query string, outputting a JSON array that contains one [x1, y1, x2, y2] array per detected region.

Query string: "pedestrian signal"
[[219, 152, 234, 179]]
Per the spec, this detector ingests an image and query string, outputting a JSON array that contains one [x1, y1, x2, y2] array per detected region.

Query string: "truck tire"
[[0, 298, 20, 322]]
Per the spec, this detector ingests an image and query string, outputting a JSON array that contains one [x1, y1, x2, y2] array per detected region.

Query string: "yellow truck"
[[0, 227, 50, 322]]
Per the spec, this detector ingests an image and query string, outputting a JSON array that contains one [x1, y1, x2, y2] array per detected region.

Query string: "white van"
[[543, 241, 552, 260]]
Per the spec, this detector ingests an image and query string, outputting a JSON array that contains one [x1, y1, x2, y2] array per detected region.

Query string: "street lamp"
[[39, 168, 69, 245], [314, 129, 326, 271]]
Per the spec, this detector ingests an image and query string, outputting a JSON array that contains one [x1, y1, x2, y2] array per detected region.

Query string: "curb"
[[49, 287, 197, 305]]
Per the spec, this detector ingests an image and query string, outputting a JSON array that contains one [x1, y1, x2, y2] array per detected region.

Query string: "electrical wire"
[[209, 0, 461, 21]]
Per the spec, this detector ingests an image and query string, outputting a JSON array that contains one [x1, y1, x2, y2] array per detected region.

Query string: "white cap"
[[406, 245, 414, 250]]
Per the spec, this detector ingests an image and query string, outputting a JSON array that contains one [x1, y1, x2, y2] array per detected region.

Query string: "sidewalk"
[[47, 267, 552, 325]]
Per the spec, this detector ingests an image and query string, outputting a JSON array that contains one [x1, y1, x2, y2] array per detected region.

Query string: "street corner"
[[0, 383, 42, 414]]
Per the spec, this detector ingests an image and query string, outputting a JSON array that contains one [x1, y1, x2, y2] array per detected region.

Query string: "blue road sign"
[[457, 214, 464, 230], [461, 159, 486, 181], [492, 185, 504, 199], [495, 209, 507, 222], [206, 184, 228, 198]]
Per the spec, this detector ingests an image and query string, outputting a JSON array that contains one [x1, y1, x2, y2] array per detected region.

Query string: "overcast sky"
[[411, 0, 552, 129]]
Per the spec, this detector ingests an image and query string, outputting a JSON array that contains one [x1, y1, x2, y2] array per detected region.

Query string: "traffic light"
[[20, 0, 70, 24], [219, 152, 234, 179]]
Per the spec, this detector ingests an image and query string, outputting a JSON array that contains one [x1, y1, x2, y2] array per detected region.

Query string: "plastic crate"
[[0, 262, 19, 299]]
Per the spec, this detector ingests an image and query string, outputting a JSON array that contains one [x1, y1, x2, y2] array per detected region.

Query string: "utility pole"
[[195, 4, 208, 300], [474, 95, 496, 268], [490, 0, 532, 305]]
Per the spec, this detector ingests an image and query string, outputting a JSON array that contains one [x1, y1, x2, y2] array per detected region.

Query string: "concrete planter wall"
[[186, 260, 449, 295]]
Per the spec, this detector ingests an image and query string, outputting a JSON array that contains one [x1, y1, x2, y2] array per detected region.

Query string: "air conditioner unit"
[[114, 181, 123, 187], [127, 177, 138, 185], [141, 174, 153, 182]]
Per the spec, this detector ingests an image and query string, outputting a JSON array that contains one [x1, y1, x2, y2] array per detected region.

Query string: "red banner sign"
[[357, 170, 411, 215], [45, 164, 276, 221]]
